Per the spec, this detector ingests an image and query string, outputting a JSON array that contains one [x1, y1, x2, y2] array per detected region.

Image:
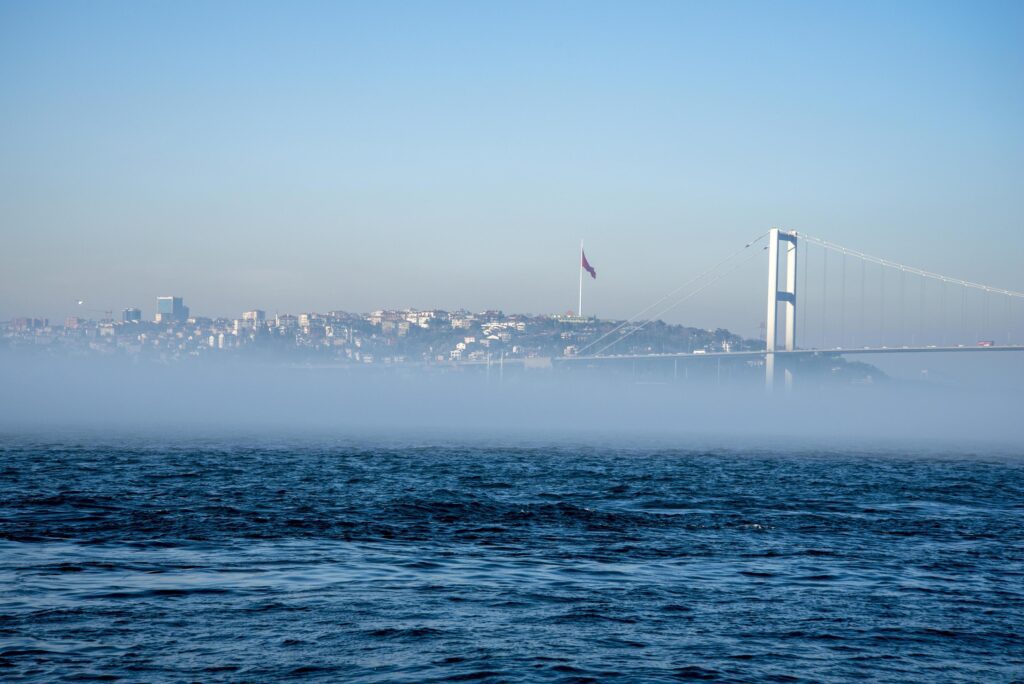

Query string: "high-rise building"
[[242, 310, 265, 323], [155, 296, 189, 323], [122, 307, 142, 323], [11, 318, 47, 331]]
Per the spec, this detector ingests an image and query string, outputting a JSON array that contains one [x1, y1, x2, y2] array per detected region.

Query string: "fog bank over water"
[[1, 352, 1021, 450]]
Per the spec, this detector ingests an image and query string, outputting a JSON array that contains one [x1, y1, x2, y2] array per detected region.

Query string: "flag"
[[581, 250, 597, 279]]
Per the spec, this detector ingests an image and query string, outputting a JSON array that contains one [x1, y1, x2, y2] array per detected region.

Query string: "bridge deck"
[[456, 345, 1024, 366]]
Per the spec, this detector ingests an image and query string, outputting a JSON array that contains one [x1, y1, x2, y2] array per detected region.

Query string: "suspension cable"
[[940, 280, 946, 347], [840, 251, 846, 348], [800, 233, 1024, 298], [859, 257, 865, 348], [961, 288, 966, 344], [917, 274, 925, 346], [590, 246, 767, 357], [880, 264, 886, 347], [1009, 295, 1014, 346], [984, 290, 990, 342], [899, 267, 906, 346], [800, 238, 808, 344], [574, 232, 768, 356], [821, 246, 827, 349], [1007, 295, 1012, 346]]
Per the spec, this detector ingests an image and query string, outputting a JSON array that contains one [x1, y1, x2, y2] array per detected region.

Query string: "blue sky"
[[2, 1, 1022, 337]]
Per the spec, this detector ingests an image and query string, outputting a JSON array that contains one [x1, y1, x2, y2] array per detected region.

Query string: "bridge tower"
[[765, 228, 798, 390]]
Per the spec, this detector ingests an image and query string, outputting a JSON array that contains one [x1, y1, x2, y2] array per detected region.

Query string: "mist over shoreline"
[[3, 351, 1020, 451]]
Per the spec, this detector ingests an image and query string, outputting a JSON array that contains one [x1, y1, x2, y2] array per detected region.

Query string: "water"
[[1, 438, 1022, 682]]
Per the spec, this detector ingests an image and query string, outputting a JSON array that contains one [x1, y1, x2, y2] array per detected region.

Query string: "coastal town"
[[3, 295, 761, 365]]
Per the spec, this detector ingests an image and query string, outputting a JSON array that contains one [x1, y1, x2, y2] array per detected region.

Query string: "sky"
[[1, 1, 1022, 339]]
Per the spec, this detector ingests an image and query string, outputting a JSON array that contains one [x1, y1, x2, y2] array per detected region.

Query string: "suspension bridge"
[[467, 228, 1024, 388], [758, 228, 1024, 389]]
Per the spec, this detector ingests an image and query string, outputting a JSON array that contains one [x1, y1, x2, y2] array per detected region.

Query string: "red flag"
[[581, 250, 597, 279]]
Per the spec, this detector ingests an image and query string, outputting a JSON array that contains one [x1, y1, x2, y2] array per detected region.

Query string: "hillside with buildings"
[[3, 297, 761, 365]]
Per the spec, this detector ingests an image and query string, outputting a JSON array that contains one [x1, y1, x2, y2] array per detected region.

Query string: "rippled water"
[[1, 438, 1022, 682]]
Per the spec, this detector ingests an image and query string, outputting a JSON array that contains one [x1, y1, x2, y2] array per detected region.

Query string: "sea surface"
[[1, 437, 1022, 682]]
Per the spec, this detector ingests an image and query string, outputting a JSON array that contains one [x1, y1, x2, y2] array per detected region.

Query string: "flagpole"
[[578, 239, 584, 318]]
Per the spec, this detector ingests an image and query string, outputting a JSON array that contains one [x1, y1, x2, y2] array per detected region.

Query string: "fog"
[[2, 351, 1021, 453]]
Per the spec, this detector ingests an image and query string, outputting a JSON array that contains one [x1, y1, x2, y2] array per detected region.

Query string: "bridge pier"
[[765, 228, 799, 390]]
